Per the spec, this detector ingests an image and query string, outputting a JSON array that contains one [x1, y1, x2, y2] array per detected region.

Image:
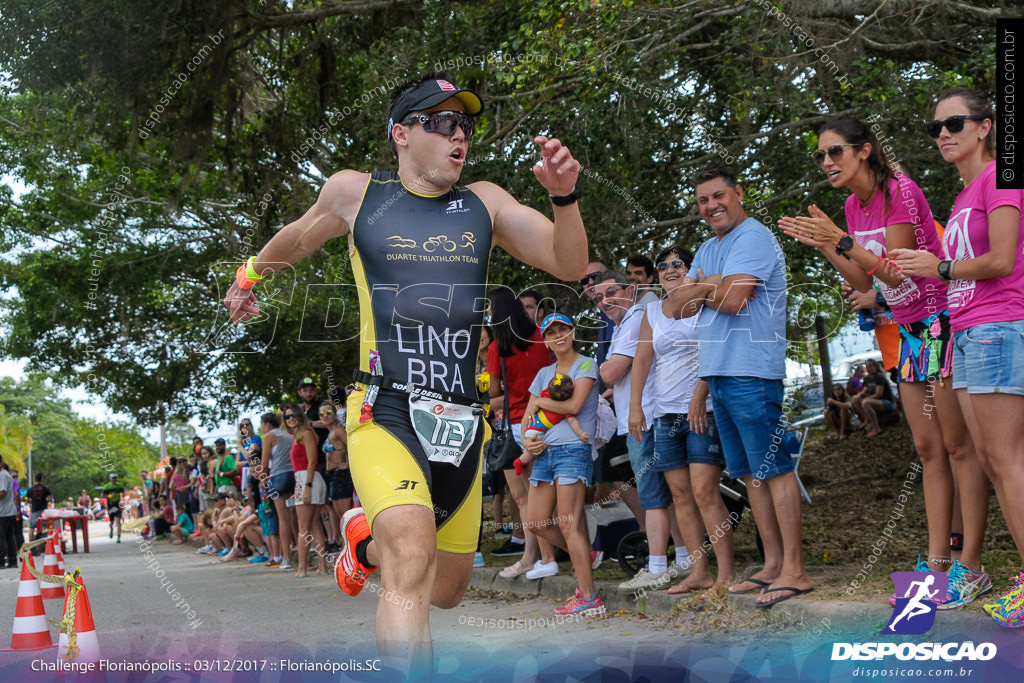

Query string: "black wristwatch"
[[937, 260, 954, 281], [305, 482, 313, 488], [834, 234, 854, 256], [550, 187, 581, 206]]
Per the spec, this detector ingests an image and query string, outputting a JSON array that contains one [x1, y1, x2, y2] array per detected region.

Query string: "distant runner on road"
[[102, 472, 125, 543]]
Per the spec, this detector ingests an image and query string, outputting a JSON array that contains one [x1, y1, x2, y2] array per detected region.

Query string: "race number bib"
[[409, 397, 480, 468]]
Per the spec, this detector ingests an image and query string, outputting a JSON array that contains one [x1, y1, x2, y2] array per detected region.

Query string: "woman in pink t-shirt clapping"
[[891, 88, 1024, 627], [779, 116, 987, 609]]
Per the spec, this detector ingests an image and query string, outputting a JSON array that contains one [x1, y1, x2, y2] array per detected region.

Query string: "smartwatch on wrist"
[[937, 260, 954, 281], [305, 482, 313, 488], [834, 235, 854, 256], [550, 187, 581, 206]]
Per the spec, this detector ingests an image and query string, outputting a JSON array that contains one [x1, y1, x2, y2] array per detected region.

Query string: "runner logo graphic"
[[884, 571, 948, 635]]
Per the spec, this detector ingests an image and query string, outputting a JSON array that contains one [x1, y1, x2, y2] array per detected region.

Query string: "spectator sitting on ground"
[[851, 359, 896, 438], [196, 494, 229, 555], [148, 495, 174, 540], [220, 490, 266, 562], [213, 494, 244, 557], [825, 384, 854, 440], [171, 507, 194, 545], [847, 364, 866, 397]]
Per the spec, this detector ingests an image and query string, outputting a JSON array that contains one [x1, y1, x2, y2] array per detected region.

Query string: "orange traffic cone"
[[56, 575, 99, 664], [9, 555, 54, 651], [40, 536, 64, 600], [51, 529, 65, 574]]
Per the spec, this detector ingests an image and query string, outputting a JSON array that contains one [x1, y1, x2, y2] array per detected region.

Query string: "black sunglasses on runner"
[[811, 144, 858, 165], [284, 413, 298, 420], [925, 115, 988, 138], [401, 111, 475, 138], [657, 259, 685, 271]]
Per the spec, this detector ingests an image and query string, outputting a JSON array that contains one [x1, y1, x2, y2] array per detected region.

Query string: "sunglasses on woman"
[[925, 115, 988, 138], [284, 413, 298, 420], [811, 144, 858, 165], [657, 259, 686, 271], [319, 409, 334, 416], [401, 111, 475, 138]]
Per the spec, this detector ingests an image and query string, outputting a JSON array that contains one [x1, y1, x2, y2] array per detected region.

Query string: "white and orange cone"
[[9, 555, 54, 651], [55, 574, 99, 664], [40, 536, 64, 600], [51, 528, 65, 574]]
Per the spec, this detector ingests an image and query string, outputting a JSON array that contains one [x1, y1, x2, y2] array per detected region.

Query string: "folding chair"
[[786, 426, 811, 504]]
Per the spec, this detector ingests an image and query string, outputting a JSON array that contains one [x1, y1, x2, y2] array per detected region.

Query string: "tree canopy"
[[0, 377, 159, 500], [0, 0, 1005, 426]]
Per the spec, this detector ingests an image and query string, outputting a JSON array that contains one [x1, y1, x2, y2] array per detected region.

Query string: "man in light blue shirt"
[[668, 164, 811, 607]]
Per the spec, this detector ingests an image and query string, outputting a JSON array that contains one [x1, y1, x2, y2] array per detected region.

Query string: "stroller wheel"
[[616, 531, 649, 578]]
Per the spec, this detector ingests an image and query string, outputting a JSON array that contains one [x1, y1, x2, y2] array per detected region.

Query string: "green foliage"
[[0, 0, 1005, 422], [0, 377, 159, 500]]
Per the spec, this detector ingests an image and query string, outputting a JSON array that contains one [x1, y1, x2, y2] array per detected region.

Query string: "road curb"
[[469, 567, 998, 631]]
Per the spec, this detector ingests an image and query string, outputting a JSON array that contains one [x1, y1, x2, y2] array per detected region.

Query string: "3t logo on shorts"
[[395, 480, 419, 491]]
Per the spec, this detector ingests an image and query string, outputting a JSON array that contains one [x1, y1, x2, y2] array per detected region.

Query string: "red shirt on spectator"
[[486, 329, 551, 425]]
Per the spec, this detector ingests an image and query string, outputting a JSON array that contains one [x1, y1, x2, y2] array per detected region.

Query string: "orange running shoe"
[[335, 507, 377, 596]]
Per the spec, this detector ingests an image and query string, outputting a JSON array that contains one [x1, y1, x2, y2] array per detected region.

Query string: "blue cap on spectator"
[[540, 313, 574, 334]]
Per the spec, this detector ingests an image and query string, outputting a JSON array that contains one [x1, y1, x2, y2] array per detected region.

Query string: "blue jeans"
[[626, 430, 672, 509], [268, 472, 295, 500], [652, 413, 725, 470], [530, 442, 592, 487], [952, 320, 1024, 395], [706, 376, 793, 482]]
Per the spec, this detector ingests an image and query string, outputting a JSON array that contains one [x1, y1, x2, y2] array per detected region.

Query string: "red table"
[[36, 511, 91, 553]]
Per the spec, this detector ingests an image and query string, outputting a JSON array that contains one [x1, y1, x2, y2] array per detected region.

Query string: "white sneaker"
[[617, 568, 673, 594], [196, 544, 213, 555], [669, 562, 693, 580], [278, 561, 293, 570], [525, 560, 559, 580]]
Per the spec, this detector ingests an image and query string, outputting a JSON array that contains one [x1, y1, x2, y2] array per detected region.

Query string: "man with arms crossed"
[[668, 164, 812, 607], [223, 74, 586, 674]]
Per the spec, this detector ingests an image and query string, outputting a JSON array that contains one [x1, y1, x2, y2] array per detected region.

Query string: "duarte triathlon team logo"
[[884, 571, 948, 635]]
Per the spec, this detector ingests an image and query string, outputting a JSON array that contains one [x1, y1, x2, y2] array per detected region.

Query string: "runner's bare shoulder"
[[318, 169, 373, 236]]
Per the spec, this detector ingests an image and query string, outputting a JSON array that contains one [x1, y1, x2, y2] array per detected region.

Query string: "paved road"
[[1, 521, 1021, 682], [0, 522, 693, 681]]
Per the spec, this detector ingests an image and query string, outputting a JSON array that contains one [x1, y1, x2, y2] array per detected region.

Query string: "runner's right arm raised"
[[223, 170, 368, 323]]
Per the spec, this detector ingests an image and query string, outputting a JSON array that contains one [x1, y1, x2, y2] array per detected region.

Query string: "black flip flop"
[[728, 577, 772, 595], [756, 586, 814, 608]]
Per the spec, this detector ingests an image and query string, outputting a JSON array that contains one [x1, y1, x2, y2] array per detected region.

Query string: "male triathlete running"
[[102, 472, 125, 543], [222, 73, 587, 676]]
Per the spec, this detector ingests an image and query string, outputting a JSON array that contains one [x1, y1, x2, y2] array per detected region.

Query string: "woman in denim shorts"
[[522, 313, 603, 617], [628, 245, 733, 595], [781, 115, 987, 609], [893, 88, 1024, 624]]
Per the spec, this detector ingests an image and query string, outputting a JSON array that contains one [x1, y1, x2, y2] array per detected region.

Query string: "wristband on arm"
[[235, 257, 264, 290]]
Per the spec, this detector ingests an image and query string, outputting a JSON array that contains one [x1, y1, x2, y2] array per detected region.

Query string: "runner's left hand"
[[532, 136, 580, 197]]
